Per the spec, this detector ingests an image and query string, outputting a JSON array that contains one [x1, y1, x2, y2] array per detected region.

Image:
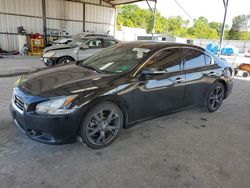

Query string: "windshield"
[[80, 44, 152, 74], [68, 38, 88, 48], [71, 33, 84, 41]]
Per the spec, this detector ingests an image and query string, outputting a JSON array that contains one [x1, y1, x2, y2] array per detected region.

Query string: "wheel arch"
[[56, 56, 75, 64], [79, 95, 129, 129], [215, 79, 228, 99]]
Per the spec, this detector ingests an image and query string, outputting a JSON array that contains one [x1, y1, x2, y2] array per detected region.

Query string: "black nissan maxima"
[[10, 42, 233, 149]]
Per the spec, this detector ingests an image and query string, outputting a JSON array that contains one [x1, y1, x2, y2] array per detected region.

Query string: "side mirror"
[[80, 44, 89, 50], [141, 68, 166, 75]]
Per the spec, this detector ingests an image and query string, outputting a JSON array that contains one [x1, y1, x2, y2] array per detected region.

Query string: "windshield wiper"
[[81, 65, 102, 73]]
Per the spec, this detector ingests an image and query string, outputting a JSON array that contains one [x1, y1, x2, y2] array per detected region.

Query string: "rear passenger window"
[[183, 49, 206, 69]]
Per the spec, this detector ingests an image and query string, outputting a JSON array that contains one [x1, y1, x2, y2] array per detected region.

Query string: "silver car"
[[41, 34, 119, 66]]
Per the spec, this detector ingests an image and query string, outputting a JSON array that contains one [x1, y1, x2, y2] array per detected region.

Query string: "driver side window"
[[145, 48, 182, 72], [86, 39, 103, 48]]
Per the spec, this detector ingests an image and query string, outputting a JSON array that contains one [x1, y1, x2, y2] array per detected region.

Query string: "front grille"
[[14, 94, 25, 112]]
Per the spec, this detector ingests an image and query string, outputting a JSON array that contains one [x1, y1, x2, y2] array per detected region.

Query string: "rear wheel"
[[79, 102, 123, 149], [243, 72, 249, 78], [203, 82, 225, 112], [234, 69, 238, 75]]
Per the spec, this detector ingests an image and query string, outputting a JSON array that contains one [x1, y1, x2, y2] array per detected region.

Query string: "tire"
[[57, 57, 74, 65], [234, 69, 238, 75], [203, 82, 225, 112], [243, 72, 249, 78], [79, 102, 123, 149]]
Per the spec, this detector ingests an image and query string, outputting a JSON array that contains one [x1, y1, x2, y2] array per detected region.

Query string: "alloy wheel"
[[86, 109, 121, 146], [208, 85, 224, 111], [62, 59, 71, 64]]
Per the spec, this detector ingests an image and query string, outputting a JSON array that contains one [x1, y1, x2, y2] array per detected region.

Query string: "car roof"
[[83, 36, 117, 40], [77, 32, 115, 39], [119, 41, 204, 51]]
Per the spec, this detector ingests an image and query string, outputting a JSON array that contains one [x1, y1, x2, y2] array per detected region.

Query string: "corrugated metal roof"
[[103, 0, 156, 5]]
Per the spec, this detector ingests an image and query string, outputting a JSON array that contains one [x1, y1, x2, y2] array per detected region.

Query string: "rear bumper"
[[10, 103, 82, 144], [225, 79, 233, 99]]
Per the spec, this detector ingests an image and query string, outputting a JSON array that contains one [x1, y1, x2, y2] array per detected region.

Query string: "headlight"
[[36, 95, 78, 115], [14, 76, 22, 87], [43, 52, 56, 58]]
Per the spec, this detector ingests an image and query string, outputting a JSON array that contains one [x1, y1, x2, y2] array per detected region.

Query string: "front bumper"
[[41, 57, 57, 66], [10, 102, 82, 144]]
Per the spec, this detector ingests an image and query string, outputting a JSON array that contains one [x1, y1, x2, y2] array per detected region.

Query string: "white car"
[[41, 33, 119, 66]]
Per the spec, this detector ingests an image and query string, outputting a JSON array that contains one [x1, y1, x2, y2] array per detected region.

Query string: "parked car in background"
[[11, 42, 233, 149], [41, 33, 119, 66], [52, 38, 73, 45], [51, 32, 106, 45]]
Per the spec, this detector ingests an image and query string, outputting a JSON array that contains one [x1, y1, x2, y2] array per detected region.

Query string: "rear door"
[[133, 48, 186, 120], [182, 48, 219, 107]]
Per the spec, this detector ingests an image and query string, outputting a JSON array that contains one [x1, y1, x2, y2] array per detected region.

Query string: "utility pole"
[[218, 0, 229, 57]]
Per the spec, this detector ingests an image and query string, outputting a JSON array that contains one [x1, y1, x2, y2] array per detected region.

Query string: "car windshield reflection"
[[80, 44, 153, 74]]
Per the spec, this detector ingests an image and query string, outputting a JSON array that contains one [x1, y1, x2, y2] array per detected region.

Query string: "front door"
[[78, 38, 104, 61], [132, 48, 186, 121]]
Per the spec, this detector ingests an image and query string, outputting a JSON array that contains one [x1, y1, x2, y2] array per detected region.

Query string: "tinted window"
[[183, 49, 206, 69], [81, 44, 153, 74], [145, 48, 181, 72], [204, 54, 212, 65], [103, 39, 117, 47]]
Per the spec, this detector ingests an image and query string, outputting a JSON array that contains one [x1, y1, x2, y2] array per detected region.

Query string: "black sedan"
[[10, 42, 234, 149]]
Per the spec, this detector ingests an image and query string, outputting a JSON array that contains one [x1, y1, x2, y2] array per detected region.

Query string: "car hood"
[[18, 64, 114, 97], [44, 44, 74, 53]]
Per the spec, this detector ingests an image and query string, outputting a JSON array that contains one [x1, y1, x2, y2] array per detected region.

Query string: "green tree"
[[188, 17, 218, 39], [228, 14, 250, 40], [165, 16, 189, 37], [209, 22, 222, 33], [117, 5, 250, 40]]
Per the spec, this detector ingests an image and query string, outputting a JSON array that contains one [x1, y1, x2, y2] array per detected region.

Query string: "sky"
[[136, 0, 250, 26]]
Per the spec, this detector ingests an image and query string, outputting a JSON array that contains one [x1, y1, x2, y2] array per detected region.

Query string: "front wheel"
[[203, 82, 225, 112], [57, 57, 74, 65], [79, 102, 123, 149]]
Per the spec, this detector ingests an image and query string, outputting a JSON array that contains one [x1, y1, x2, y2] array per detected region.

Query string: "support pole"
[[114, 6, 117, 37], [152, 0, 157, 39], [218, 0, 229, 57], [145, 0, 157, 40], [42, 0, 47, 46], [83, 3, 85, 32]]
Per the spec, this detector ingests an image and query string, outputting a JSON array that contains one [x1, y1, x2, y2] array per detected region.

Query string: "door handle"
[[208, 72, 217, 77], [174, 77, 184, 84]]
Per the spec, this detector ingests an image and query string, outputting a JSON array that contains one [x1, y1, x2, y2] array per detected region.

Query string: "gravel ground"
[[0, 76, 250, 188]]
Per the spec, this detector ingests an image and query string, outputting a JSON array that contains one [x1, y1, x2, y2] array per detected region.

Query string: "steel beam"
[[145, 0, 157, 39], [42, 0, 47, 46], [218, 0, 229, 56]]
